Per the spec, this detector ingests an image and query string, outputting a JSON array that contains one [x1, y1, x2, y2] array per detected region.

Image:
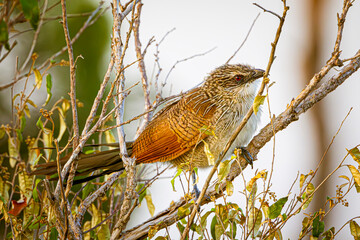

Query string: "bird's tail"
[[31, 145, 131, 184]]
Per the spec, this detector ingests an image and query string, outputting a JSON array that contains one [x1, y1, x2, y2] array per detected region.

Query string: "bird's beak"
[[252, 68, 265, 79]]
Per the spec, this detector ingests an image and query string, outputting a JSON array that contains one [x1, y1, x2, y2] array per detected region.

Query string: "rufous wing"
[[132, 89, 217, 164]]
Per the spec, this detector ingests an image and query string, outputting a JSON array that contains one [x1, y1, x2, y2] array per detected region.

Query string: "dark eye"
[[235, 75, 242, 82]]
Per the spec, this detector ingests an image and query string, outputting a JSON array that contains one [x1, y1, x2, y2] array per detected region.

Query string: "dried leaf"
[[8, 198, 27, 216]]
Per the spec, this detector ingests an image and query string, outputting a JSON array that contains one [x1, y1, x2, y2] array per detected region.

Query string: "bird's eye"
[[235, 75, 242, 82]]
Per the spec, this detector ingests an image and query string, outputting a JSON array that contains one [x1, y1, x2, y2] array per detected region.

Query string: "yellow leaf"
[[145, 191, 155, 217], [57, 111, 67, 142], [218, 160, 231, 182], [300, 174, 305, 189], [26, 99, 37, 108], [104, 130, 116, 150], [24, 104, 31, 118], [247, 170, 267, 192], [98, 224, 110, 240], [203, 140, 215, 165], [339, 175, 350, 181], [91, 204, 101, 227], [42, 128, 53, 160], [62, 99, 70, 112], [350, 220, 360, 238], [33, 68, 42, 89], [18, 165, 33, 200], [8, 137, 20, 168], [226, 181, 234, 196], [348, 165, 360, 187], [348, 147, 360, 165], [253, 95, 266, 115], [83, 221, 91, 240]]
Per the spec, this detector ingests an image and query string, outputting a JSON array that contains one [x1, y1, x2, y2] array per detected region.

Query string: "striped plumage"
[[32, 64, 264, 182]]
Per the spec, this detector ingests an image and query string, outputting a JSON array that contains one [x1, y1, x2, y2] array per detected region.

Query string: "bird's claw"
[[238, 147, 254, 168]]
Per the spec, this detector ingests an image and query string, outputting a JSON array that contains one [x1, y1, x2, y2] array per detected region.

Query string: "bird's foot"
[[236, 147, 254, 168], [192, 184, 211, 201]]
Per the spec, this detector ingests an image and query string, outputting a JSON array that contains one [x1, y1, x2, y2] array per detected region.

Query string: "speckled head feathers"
[[205, 64, 264, 88]]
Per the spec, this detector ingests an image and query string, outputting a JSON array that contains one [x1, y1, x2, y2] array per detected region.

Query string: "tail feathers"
[[31, 149, 124, 182]]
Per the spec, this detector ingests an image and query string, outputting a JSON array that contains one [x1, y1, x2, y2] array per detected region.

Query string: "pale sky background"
[[120, 0, 360, 239]]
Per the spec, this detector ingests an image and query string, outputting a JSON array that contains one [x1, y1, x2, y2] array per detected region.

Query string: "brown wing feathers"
[[31, 89, 217, 183]]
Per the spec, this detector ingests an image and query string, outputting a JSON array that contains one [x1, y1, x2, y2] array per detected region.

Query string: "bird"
[[32, 64, 264, 187]]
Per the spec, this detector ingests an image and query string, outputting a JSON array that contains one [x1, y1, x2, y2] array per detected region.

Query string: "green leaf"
[[312, 213, 324, 237], [210, 216, 218, 240], [348, 147, 360, 165], [269, 197, 288, 219], [177, 202, 192, 218], [348, 165, 360, 187], [36, 117, 44, 130], [321, 227, 335, 240], [0, 20, 9, 50], [0, 127, 5, 139], [200, 211, 213, 228], [135, 183, 146, 204], [32, 178, 41, 202], [20, 115, 26, 132], [253, 95, 266, 115], [171, 168, 182, 192], [350, 220, 360, 239], [248, 207, 262, 236], [43, 74, 52, 106], [20, 0, 40, 29], [302, 183, 315, 210]]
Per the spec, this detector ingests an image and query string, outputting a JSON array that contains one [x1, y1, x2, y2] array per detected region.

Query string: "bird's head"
[[203, 64, 264, 100]]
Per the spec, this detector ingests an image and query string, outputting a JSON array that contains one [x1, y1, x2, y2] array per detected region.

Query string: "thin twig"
[[253, 3, 281, 20], [226, 13, 260, 64]]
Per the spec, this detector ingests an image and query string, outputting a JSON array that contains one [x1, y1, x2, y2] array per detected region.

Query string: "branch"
[[133, 2, 153, 137]]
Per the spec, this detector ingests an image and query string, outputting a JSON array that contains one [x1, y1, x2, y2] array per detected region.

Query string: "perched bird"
[[32, 64, 264, 186]]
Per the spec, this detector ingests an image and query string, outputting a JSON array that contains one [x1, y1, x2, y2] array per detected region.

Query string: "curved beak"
[[252, 68, 265, 79]]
